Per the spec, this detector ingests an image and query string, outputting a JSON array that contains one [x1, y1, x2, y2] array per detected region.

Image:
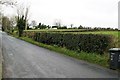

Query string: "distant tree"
[[87, 27, 92, 29], [62, 26, 67, 29], [106, 27, 111, 30], [70, 24, 73, 28], [73, 27, 77, 29], [38, 23, 41, 28], [54, 19, 62, 28], [31, 20, 37, 27], [52, 26, 58, 28], [94, 27, 98, 30], [115, 28, 118, 30], [78, 25, 83, 29], [41, 24, 47, 29], [47, 25, 51, 29], [58, 26, 67, 29], [37, 23, 51, 29]]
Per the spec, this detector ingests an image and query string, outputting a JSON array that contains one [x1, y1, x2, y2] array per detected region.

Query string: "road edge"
[[0, 48, 3, 80]]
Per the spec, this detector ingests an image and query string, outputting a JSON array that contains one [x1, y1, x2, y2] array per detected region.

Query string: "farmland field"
[[25, 29, 86, 32], [24, 30, 120, 48], [74, 31, 119, 37], [25, 29, 119, 37], [25, 29, 120, 35]]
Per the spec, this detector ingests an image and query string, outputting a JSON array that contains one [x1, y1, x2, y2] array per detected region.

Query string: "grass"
[[25, 29, 119, 37], [24, 29, 86, 32], [75, 31, 119, 37], [25, 29, 120, 37], [0, 52, 2, 79], [0, 64, 1, 79], [17, 36, 109, 68]]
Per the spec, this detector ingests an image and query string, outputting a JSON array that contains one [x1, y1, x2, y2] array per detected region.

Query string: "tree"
[[38, 23, 50, 29], [16, 5, 25, 37], [70, 24, 73, 28], [54, 19, 61, 28], [17, 15, 25, 37], [0, 12, 2, 25], [24, 7, 30, 30], [47, 25, 51, 29], [2, 15, 17, 32], [0, 0, 16, 5], [2, 16, 10, 31], [31, 20, 37, 27], [16, 2, 30, 36], [78, 25, 83, 29], [16, 2, 30, 30], [9, 16, 17, 32], [58, 26, 67, 29], [38, 23, 41, 28], [52, 26, 58, 28], [0, 0, 17, 30]]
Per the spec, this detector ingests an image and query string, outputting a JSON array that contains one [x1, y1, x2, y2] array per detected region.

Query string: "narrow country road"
[[0, 31, 119, 78]]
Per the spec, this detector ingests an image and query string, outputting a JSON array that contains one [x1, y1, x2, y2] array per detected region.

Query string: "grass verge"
[[17, 36, 109, 68], [0, 51, 2, 79], [0, 64, 2, 79]]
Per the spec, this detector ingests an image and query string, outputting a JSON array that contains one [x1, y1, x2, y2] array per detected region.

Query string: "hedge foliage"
[[23, 31, 113, 54]]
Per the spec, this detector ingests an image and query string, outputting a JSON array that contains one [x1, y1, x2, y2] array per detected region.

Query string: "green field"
[[25, 29, 119, 37], [74, 31, 119, 37], [24, 29, 86, 32]]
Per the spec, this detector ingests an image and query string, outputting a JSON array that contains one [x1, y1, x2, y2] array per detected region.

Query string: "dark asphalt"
[[0, 31, 119, 78]]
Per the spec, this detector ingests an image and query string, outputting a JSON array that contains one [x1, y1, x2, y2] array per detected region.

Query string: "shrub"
[[23, 31, 113, 55]]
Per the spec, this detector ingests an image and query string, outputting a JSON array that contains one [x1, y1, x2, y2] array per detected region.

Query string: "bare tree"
[[70, 24, 73, 28], [24, 6, 30, 30], [54, 19, 61, 27], [0, 12, 2, 25], [0, 0, 16, 14], [16, 3, 30, 30], [16, 4, 24, 18], [0, 0, 17, 29], [9, 16, 17, 28], [31, 20, 37, 27], [0, 0, 16, 6]]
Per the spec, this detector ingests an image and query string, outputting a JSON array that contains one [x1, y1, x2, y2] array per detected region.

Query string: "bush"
[[23, 31, 113, 55]]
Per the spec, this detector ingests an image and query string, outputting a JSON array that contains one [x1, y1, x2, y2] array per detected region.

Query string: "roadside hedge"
[[23, 31, 113, 54]]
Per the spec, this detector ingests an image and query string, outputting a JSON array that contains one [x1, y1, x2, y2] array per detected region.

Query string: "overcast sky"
[[3, 0, 119, 28]]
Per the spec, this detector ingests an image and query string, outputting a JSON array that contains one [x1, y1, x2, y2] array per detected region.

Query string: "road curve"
[[0, 32, 119, 78]]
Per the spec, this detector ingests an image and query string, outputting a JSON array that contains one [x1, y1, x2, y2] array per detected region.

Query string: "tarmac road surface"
[[0, 31, 119, 78]]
